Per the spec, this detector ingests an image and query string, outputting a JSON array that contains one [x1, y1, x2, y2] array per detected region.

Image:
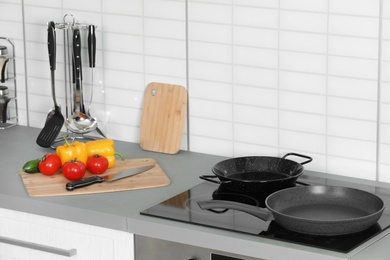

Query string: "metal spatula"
[[36, 21, 64, 148]]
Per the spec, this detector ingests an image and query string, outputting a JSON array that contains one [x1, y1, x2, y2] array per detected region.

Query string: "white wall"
[[1, 0, 390, 183]]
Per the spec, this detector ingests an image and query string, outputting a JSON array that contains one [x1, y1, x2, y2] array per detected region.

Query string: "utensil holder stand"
[[50, 14, 105, 147]]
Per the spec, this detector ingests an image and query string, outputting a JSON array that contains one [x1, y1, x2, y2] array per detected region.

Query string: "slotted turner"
[[36, 21, 64, 148]]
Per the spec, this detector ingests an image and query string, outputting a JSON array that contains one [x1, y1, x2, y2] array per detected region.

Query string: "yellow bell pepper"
[[56, 139, 88, 166], [85, 139, 124, 168]]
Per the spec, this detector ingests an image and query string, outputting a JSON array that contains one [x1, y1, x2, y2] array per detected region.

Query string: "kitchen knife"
[[66, 164, 155, 191], [72, 29, 85, 114]]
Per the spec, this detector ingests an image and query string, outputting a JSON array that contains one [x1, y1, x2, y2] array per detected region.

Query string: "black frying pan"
[[200, 153, 312, 193], [198, 186, 385, 236]]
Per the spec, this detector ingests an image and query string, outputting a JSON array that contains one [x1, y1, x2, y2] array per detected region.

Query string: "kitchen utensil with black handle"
[[198, 185, 384, 236], [72, 28, 84, 114], [87, 25, 106, 138], [66, 164, 155, 191], [36, 21, 64, 148]]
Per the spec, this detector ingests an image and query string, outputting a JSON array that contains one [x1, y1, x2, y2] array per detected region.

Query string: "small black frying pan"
[[198, 186, 385, 236]]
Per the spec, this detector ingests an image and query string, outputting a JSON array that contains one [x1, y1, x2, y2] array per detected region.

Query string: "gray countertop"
[[1, 126, 389, 260]]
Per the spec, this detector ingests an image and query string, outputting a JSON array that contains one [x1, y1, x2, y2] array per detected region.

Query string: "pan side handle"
[[199, 175, 231, 184], [197, 200, 272, 222], [282, 153, 313, 165]]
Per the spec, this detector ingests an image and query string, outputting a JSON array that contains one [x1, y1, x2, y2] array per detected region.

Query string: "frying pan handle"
[[197, 200, 272, 222], [199, 175, 231, 185], [282, 153, 312, 165]]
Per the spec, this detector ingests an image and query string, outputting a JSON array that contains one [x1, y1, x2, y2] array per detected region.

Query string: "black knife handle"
[[73, 29, 81, 81], [88, 25, 96, 68], [66, 176, 103, 191], [47, 21, 56, 71]]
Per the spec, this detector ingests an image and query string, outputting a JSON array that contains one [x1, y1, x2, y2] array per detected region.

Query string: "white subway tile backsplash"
[[280, 31, 327, 54], [0, 3, 23, 21], [189, 41, 231, 63], [279, 130, 326, 153], [145, 56, 186, 78], [378, 163, 390, 183], [190, 117, 233, 140], [328, 136, 376, 160], [327, 156, 376, 180], [190, 99, 232, 121], [0, 21, 24, 41], [103, 70, 144, 90], [280, 11, 327, 33], [279, 91, 326, 114], [189, 79, 232, 102], [233, 6, 278, 28], [102, 0, 142, 15], [280, 0, 328, 12], [103, 51, 143, 72], [234, 0, 277, 9], [144, 18, 186, 39], [105, 88, 143, 108], [189, 60, 232, 82], [23, 0, 61, 8], [280, 111, 326, 134], [233, 85, 278, 108], [63, 0, 102, 12], [329, 0, 380, 16], [234, 46, 278, 69], [190, 135, 233, 157], [145, 37, 186, 59], [328, 77, 378, 100], [234, 124, 279, 147], [234, 143, 279, 157], [328, 36, 378, 59], [145, 0, 185, 20], [279, 71, 326, 94], [328, 97, 377, 121], [381, 103, 390, 123], [280, 51, 327, 74], [234, 104, 278, 128], [380, 124, 390, 144], [384, 0, 390, 18], [233, 26, 278, 49], [188, 2, 232, 23], [328, 117, 377, 141], [233, 66, 278, 88], [188, 22, 232, 43], [328, 15, 379, 38], [328, 56, 378, 80], [102, 14, 143, 35], [103, 33, 143, 53]]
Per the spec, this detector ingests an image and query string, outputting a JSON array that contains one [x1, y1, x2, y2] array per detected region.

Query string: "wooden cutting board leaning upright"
[[140, 82, 187, 154]]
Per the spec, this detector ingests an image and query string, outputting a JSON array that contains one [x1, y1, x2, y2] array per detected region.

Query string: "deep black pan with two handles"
[[200, 153, 312, 193], [198, 185, 385, 236]]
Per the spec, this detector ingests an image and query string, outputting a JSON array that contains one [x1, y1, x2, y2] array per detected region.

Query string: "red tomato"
[[87, 155, 109, 174], [38, 153, 61, 176], [62, 160, 86, 181]]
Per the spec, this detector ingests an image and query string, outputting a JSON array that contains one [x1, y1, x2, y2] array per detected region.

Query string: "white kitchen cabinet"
[[0, 208, 134, 260]]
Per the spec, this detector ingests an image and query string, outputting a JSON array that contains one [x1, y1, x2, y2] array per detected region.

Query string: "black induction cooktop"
[[141, 175, 390, 253]]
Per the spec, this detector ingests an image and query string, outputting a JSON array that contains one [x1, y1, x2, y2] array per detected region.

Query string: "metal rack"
[[0, 37, 18, 129], [51, 14, 104, 146]]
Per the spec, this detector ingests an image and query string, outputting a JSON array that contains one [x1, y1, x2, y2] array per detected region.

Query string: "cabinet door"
[[0, 208, 134, 260]]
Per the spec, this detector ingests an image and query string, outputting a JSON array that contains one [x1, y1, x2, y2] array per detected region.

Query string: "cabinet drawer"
[[0, 208, 133, 260]]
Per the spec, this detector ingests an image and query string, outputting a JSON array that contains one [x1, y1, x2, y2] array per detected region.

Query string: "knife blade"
[[66, 164, 155, 191]]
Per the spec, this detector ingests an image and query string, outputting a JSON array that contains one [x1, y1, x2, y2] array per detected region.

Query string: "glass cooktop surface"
[[141, 175, 390, 253]]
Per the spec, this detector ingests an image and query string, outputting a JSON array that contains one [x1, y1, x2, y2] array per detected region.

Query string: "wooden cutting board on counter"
[[20, 158, 170, 197], [140, 82, 187, 154]]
